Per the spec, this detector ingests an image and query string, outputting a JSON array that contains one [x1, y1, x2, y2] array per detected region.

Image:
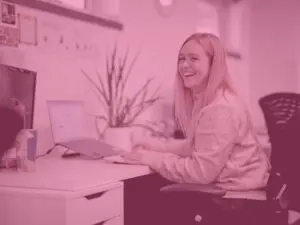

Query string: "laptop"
[[47, 100, 124, 159]]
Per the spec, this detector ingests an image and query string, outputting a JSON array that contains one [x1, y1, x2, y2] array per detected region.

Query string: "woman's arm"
[[138, 105, 239, 184], [134, 135, 191, 157]]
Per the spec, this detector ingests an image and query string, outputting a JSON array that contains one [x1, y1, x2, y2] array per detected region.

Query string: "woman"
[[123, 33, 271, 224]]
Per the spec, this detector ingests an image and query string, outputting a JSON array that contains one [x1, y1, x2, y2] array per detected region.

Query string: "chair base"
[[123, 173, 288, 225], [159, 191, 288, 225]]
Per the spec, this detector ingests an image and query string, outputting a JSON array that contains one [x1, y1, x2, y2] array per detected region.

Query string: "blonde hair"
[[174, 33, 238, 137]]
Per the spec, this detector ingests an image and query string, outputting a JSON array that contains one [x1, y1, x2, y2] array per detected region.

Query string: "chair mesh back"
[[259, 92, 300, 211]]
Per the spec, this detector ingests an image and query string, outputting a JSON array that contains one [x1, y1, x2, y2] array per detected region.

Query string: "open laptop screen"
[[47, 100, 90, 143]]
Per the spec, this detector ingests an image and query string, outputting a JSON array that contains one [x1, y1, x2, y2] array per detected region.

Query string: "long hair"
[[174, 33, 238, 137]]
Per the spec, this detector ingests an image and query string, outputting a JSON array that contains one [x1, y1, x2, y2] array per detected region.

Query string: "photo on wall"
[[0, 25, 19, 47], [1, 1, 16, 25], [0, 64, 37, 128]]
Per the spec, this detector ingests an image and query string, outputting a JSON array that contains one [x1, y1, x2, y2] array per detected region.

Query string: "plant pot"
[[103, 127, 133, 152]]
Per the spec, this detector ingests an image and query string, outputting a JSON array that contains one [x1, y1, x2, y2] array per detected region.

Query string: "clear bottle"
[[16, 129, 37, 172]]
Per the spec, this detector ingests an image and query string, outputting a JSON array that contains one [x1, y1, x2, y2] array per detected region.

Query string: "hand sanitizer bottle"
[[16, 129, 37, 172]]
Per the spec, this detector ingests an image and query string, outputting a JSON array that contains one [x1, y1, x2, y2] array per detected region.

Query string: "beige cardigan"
[[139, 91, 270, 200]]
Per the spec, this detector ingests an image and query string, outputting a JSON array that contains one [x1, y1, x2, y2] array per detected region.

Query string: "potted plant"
[[82, 45, 161, 151]]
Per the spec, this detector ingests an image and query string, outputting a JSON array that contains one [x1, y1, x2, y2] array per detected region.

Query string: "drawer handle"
[[84, 191, 107, 200]]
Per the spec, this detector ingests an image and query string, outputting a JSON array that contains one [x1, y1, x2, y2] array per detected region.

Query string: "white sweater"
[[139, 91, 270, 200]]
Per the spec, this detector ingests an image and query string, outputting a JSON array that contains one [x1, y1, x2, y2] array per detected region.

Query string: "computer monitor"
[[0, 63, 37, 128]]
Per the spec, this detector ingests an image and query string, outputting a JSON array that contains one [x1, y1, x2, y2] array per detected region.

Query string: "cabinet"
[[0, 182, 124, 225]]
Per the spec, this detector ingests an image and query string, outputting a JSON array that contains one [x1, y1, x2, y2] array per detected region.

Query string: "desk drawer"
[[66, 186, 123, 225]]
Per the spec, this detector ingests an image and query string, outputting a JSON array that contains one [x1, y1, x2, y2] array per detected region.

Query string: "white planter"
[[103, 127, 133, 152]]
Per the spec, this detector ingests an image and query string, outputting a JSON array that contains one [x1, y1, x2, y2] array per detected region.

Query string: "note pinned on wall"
[[18, 13, 38, 46]]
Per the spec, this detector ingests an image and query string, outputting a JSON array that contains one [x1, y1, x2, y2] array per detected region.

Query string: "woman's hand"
[[132, 135, 167, 153], [122, 146, 148, 165]]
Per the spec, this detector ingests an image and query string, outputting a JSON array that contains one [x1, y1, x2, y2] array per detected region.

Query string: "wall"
[[0, 0, 251, 152], [221, 0, 252, 110], [248, 0, 300, 127]]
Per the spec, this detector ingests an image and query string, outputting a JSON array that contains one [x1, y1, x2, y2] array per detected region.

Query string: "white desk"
[[0, 157, 152, 225]]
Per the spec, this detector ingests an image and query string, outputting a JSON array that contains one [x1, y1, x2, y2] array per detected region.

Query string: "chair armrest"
[[160, 183, 226, 197]]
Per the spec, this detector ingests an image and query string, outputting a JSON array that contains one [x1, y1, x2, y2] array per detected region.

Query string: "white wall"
[[222, 0, 252, 110], [248, 0, 300, 127]]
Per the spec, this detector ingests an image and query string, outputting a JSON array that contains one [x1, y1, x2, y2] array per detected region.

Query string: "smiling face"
[[178, 39, 211, 89]]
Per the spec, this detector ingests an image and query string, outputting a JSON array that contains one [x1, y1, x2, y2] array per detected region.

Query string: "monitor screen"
[[0, 64, 37, 129]]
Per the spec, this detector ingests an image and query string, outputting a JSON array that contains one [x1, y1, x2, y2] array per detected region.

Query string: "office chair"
[[259, 92, 300, 215], [158, 92, 300, 225]]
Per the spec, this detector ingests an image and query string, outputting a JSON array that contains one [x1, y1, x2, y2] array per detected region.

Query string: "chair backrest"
[[259, 92, 300, 211]]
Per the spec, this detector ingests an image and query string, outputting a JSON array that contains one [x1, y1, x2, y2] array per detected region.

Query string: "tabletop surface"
[[0, 156, 152, 192]]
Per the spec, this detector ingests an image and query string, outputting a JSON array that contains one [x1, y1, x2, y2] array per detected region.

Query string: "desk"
[[0, 157, 153, 225]]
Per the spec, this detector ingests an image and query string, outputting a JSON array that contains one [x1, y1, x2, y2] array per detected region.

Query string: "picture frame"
[[1, 1, 16, 26]]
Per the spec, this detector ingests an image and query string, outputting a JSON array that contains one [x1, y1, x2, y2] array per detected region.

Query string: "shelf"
[[6, 0, 124, 31]]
